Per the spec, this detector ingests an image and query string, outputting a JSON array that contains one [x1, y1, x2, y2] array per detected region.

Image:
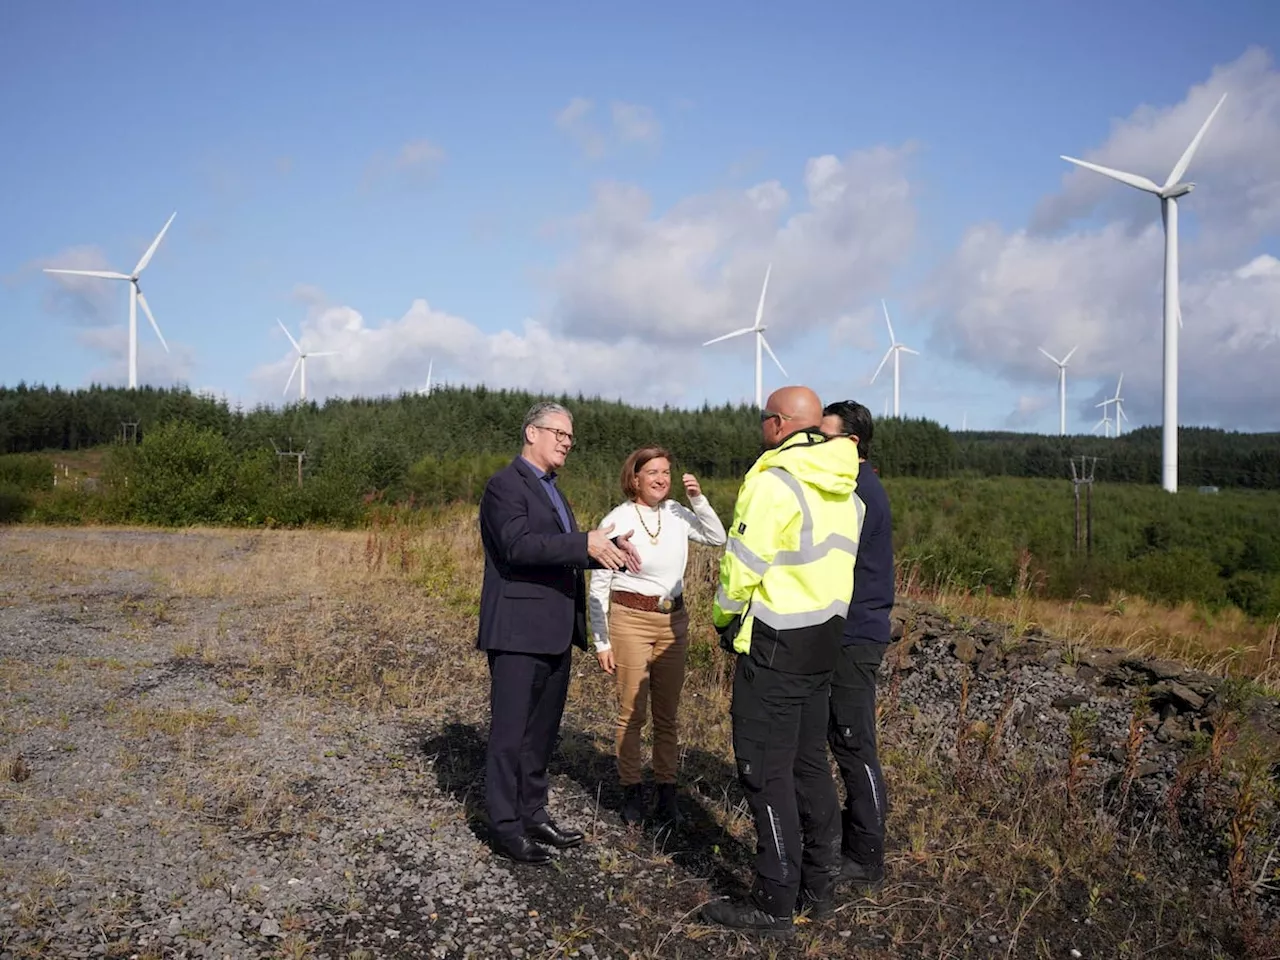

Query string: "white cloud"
[[611, 102, 660, 145], [362, 138, 446, 191], [249, 295, 697, 406], [1007, 394, 1050, 429], [78, 326, 194, 388], [553, 97, 662, 160], [927, 48, 1280, 432], [548, 144, 918, 349]]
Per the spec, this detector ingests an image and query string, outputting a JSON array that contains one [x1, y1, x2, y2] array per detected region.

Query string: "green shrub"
[[0, 455, 54, 492], [0, 483, 32, 523]]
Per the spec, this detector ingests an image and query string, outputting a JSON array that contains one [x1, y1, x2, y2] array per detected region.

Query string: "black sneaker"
[[621, 783, 646, 826], [701, 897, 794, 937], [796, 885, 836, 919], [839, 857, 885, 894], [654, 783, 682, 826]]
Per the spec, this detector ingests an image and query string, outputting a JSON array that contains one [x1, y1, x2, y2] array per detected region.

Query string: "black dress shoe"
[[526, 819, 584, 849], [493, 835, 552, 865]]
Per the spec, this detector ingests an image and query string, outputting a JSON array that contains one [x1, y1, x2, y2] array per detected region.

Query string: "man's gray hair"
[[521, 401, 573, 445]]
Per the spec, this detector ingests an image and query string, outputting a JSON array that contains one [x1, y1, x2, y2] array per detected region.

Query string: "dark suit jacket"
[[477, 456, 596, 655]]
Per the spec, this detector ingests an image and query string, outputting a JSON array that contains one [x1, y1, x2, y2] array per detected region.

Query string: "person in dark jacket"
[[820, 400, 894, 892], [477, 401, 642, 865]]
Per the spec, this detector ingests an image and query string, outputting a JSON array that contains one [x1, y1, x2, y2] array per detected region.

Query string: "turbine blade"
[[283, 357, 300, 396], [1166, 93, 1227, 188], [1062, 344, 1079, 365], [870, 347, 893, 384], [753, 264, 772, 330], [43, 268, 130, 280], [135, 291, 169, 352], [1061, 156, 1161, 194], [1115, 372, 1124, 395], [759, 334, 787, 377], [133, 211, 177, 274], [703, 326, 755, 346], [1119, 405, 1131, 423], [898, 346, 920, 356], [1037, 346, 1061, 365], [881, 299, 896, 345], [276, 318, 303, 354], [308, 351, 339, 357]]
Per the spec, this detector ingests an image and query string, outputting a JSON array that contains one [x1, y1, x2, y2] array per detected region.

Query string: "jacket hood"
[[751, 429, 859, 497]]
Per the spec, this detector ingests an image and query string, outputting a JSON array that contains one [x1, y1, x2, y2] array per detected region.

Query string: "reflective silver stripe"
[[773, 533, 858, 567], [726, 537, 769, 576], [751, 597, 851, 630], [715, 585, 746, 614], [865, 763, 881, 820], [766, 804, 788, 880], [765, 467, 812, 550], [854, 492, 867, 541]]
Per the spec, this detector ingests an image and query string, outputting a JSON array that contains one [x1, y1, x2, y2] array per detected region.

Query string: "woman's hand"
[[682, 473, 702, 499], [597, 648, 616, 675]]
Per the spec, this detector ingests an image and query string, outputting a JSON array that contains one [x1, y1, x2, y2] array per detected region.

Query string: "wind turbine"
[[43, 212, 177, 389], [703, 264, 786, 409], [1096, 373, 1130, 437], [1092, 409, 1113, 437], [1061, 93, 1226, 491], [1038, 344, 1079, 436], [420, 358, 434, 396], [870, 299, 918, 417], [277, 319, 338, 402]]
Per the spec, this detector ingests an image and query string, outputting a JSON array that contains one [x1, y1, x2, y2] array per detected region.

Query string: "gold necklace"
[[633, 502, 661, 545]]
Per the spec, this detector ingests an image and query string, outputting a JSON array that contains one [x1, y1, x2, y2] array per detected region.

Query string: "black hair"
[[822, 400, 874, 460]]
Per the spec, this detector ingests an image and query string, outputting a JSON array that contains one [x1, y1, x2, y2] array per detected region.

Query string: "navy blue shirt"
[[845, 461, 895, 645], [520, 457, 572, 532]]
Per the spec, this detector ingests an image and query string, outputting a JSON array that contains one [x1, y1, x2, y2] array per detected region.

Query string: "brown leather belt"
[[612, 590, 684, 614]]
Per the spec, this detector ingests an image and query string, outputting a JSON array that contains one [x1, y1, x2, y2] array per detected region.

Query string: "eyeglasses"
[[533, 425, 575, 448], [760, 410, 794, 424]]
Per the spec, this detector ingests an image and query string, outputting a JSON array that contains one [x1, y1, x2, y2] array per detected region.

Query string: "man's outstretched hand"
[[588, 524, 641, 572]]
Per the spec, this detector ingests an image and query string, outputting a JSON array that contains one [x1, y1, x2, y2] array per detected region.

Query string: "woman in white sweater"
[[589, 446, 727, 826]]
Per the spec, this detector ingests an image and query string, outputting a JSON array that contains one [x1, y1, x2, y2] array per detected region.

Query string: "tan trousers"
[[609, 603, 689, 786]]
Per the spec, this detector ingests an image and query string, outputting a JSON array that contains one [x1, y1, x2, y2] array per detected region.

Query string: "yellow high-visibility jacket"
[[713, 430, 861, 674]]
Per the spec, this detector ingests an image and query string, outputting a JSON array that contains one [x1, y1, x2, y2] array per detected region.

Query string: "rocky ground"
[[1, 527, 1277, 959]]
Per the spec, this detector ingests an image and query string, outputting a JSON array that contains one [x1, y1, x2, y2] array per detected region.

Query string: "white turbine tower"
[[43, 212, 177, 389], [703, 264, 786, 409], [1092, 409, 1113, 437], [277, 319, 338, 403], [1038, 344, 1079, 436], [1061, 93, 1226, 491], [1097, 373, 1130, 437], [870, 299, 918, 417]]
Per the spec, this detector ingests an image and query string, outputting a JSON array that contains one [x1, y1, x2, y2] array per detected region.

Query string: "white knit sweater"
[[587, 495, 727, 651]]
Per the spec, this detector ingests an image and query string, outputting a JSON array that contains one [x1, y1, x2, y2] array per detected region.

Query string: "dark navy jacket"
[[844, 461, 895, 645], [476, 457, 596, 655]]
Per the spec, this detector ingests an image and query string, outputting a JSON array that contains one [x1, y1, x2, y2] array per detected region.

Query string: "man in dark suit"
[[477, 401, 641, 865]]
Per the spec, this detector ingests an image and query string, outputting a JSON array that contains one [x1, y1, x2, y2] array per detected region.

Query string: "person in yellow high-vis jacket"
[[702, 385, 861, 937]]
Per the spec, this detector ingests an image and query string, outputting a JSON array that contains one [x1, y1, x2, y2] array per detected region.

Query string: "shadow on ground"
[[420, 720, 755, 895]]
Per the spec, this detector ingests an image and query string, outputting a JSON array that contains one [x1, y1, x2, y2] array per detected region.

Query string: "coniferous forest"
[[2, 383, 1279, 619]]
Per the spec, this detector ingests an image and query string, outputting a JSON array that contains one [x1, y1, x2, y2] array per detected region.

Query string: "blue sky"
[[2, 1, 1277, 433]]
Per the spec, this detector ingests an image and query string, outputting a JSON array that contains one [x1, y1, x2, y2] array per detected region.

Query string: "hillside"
[[2, 525, 1278, 959]]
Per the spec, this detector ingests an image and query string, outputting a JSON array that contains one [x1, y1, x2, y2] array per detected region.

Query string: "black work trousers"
[[730, 655, 840, 913], [827, 643, 887, 865]]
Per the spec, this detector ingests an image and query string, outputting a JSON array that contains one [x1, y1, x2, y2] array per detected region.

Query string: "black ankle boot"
[[621, 783, 646, 825], [655, 783, 682, 825]]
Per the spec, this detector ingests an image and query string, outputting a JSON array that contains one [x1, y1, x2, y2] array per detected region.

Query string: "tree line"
[[2, 383, 1277, 488]]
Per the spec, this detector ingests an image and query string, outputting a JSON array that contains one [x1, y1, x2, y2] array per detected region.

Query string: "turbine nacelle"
[[1160, 182, 1195, 200]]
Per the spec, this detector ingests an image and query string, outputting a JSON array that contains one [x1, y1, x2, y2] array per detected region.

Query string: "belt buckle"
[[656, 597, 673, 614]]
